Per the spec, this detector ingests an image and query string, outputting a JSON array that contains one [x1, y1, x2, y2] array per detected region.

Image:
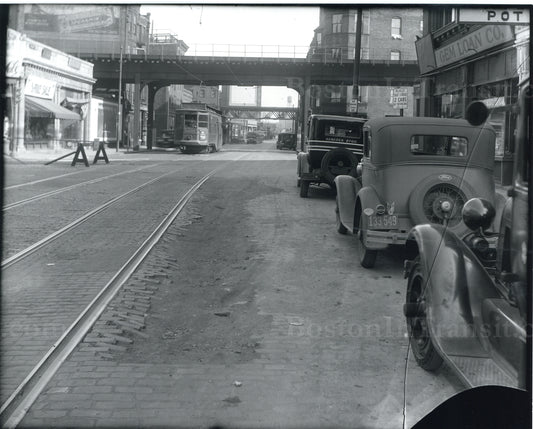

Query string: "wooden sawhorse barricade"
[[45, 142, 109, 167]]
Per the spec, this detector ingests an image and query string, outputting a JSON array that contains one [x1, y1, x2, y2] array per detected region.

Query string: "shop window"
[[391, 17, 402, 37], [429, 7, 456, 32], [330, 89, 341, 103], [332, 14, 342, 33], [440, 92, 463, 118], [489, 111, 506, 156]]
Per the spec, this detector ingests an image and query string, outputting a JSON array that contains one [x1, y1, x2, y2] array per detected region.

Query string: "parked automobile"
[[297, 114, 366, 198], [403, 79, 529, 390], [246, 132, 261, 144], [335, 116, 498, 268], [156, 129, 175, 148], [276, 132, 297, 150]]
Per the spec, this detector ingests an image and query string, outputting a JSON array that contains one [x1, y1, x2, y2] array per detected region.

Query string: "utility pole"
[[351, 7, 362, 116]]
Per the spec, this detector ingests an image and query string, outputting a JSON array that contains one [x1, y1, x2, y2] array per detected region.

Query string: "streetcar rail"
[[0, 168, 220, 428], [3, 164, 162, 211]]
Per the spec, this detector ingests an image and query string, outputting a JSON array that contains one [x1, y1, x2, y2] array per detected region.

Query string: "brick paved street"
[[15, 156, 462, 428]]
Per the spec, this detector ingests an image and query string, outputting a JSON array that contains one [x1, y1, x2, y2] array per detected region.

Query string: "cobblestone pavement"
[[1, 160, 229, 405], [17, 158, 463, 428]]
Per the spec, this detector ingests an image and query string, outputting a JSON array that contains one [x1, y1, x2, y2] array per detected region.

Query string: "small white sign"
[[390, 88, 408, 109], [348, 99, 358, 113], [459, 8, 529, 24], [25, 76, 56, 100]]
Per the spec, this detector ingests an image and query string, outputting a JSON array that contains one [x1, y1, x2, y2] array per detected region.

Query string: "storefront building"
[[5, 29, 95, 153], [415, 7, 529, 185]]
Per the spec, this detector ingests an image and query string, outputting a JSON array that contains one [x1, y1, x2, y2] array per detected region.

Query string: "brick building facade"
[[308, 7, 423, 118]]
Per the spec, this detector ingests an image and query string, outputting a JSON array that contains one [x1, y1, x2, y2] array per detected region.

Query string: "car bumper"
[[366, 229, 409, 247]]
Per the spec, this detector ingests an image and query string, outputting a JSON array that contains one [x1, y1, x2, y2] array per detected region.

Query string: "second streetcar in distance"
[[174, 103, 223, 153]]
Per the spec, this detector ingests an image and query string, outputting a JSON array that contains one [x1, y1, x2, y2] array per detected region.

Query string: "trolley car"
[[174, 103, 223, 153]]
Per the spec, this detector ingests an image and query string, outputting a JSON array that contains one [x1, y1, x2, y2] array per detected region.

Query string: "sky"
[[140, 5, 320, 106], [140, 5, 319, 47]]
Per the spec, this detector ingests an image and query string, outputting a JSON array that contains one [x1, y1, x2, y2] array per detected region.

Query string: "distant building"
[[5, 29, 95, 153], [153, 85, 193, 134], [8, 5, 151, 147], [307, 7, 423, 117], [9, 5, 150, 56], [219, 86, 261, 142]]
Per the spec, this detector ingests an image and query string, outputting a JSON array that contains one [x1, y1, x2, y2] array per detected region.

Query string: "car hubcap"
[[422, 184, 466, 227]]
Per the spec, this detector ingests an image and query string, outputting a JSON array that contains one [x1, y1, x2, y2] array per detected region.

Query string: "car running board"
[[446, 354, 517, 389]]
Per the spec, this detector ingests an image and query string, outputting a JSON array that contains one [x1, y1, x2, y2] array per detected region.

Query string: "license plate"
[[368, 214, 398, 229]]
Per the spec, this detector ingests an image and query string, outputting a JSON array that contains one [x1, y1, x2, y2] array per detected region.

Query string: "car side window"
[[410, 135, 467, 156]]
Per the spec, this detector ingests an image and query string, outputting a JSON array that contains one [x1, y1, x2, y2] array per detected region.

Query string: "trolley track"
[[4, 169, 88, 190], [2, 161, 212, 260], [0, 161, 232, 428], [3, 163, 164, 210]]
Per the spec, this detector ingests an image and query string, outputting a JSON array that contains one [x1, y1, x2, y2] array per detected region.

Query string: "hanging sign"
[[434, 25, 514, 68]]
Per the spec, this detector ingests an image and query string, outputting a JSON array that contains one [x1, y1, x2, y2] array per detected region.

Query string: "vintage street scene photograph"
[[2, 3, 531, 428]]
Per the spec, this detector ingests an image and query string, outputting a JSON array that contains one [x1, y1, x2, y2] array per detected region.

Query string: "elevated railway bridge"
[[78, 47, 420, 149]]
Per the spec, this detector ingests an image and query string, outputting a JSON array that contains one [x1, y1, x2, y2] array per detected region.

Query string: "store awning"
[[25, 96, 80, 120]]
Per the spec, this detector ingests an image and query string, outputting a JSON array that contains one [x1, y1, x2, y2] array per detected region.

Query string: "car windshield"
[[410, 135, 468, 157]]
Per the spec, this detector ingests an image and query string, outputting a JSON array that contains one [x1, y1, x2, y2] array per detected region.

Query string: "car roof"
[[310, 114, 367, 123], [364, 116, 485, 131], [363, 116, 496, 168]]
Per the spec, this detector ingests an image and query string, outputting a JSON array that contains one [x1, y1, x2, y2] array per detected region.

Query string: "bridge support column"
[[133, 73, 141, 149], [147, 84, 158, 151], [301, 76, 311, 152]]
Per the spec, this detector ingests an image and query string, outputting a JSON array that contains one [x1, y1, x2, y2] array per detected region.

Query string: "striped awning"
[[25, 96, 80, 120]]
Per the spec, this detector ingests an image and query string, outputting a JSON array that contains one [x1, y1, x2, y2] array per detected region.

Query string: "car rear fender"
[[335, 175, 361, 234], [406, 225, 500, 351], [297, 152, 310, 176], [354, 186, 382, 227]]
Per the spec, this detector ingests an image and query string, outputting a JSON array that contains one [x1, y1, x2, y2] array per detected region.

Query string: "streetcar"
[[173, 103, 223, 153]]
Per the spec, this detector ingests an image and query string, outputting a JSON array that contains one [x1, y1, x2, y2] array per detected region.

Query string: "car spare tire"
[[408, 174, 475, 234], [320, 148, 358, 185]]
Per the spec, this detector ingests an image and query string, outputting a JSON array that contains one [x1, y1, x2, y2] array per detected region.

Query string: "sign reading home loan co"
[[435, 25, 514, 68]]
